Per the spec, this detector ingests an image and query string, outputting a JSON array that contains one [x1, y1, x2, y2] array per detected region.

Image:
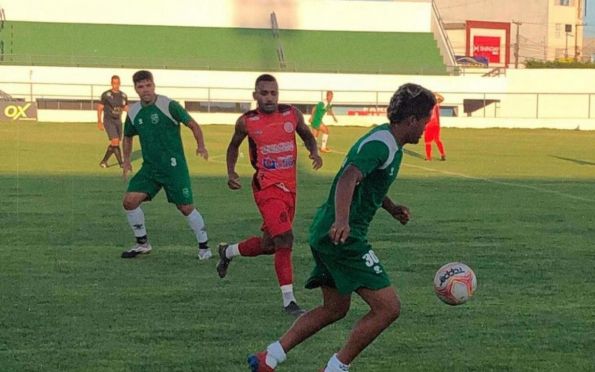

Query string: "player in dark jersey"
[[120, 70, 211, 260], [247, 83, 436, 372], [97, 75, 128, 168], [216, 74, 322, 316]]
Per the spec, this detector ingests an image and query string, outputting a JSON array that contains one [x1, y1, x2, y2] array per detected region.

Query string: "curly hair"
[[387, 83, 436, 123]]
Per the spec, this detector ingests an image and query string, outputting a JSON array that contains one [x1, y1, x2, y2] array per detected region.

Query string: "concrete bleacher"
[[1, 21, 446, 75]]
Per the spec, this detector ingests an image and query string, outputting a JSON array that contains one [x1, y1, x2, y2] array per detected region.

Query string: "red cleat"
[[247, 351, 275, 372]]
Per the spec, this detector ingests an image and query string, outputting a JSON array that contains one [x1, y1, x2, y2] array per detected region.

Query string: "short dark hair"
[[111, 75, 120, 82], [387, 83, 436, 123], [132, 70, 154, 85], [255, 74, 276, 89]]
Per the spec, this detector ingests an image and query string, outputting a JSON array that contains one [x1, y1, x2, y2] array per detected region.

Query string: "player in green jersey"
[[120, 70, 211, 260], [248, 83, 436, 372], [309, 90, 337, 153]]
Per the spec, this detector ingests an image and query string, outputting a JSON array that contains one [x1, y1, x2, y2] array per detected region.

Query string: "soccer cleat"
[[121, 243, 152, 258], [99, 162, 108, 168], [197, 248, 212, 260], [440, 155, 446, 161], [247, 352, 275, 372], [283, 301, 306, 317], [216, 243, 232, 278], [320, 147, 332, 153]]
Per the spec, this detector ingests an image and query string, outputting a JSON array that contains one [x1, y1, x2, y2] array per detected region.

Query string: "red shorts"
[[424, 125, 441, 142], [254, 185, 296, 237]]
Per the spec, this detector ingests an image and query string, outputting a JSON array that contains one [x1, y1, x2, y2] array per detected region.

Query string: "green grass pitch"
[[1, 122, 594, 371]]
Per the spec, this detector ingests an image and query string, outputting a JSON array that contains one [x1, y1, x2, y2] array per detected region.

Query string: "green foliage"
[[525, 59, 595, 69], [1, 123, 594, 371], [0, 21, 446, 75]]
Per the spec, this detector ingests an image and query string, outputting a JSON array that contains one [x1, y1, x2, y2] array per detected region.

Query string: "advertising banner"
[[0, 101, 38, 121], [473, 36, 501, 63]]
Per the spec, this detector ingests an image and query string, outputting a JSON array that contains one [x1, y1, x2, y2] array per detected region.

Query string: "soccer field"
[[1, 122, 594, 371]]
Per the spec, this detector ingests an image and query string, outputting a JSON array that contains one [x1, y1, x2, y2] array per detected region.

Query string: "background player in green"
[[121, 70, 212, 260], [309, 90, 337, 153], [248, 83, 436, 372]]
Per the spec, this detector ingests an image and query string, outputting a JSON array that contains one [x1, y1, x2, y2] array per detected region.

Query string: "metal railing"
[[1, 81, 594, 119]]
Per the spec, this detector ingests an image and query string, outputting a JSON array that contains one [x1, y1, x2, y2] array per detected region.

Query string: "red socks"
[[274, 247, 293, 286]]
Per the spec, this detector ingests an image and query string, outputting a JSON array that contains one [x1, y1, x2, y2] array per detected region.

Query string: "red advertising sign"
[[473, 36, 500, 63]]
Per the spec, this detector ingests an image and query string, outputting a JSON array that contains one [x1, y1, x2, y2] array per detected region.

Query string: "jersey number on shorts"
[[362, 250, 380, 267], [170, 157, 177, 167], [362, 250, 383, 274]]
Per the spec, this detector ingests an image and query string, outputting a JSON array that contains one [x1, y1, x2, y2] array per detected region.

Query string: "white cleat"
[[198, 248, 213, 260]]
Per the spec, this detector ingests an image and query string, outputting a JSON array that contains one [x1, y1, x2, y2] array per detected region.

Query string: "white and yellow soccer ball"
[[433, 262, 477, 305]]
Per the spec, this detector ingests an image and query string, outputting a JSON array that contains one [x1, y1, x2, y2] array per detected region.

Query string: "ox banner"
[[0, 101, 38, 121], [473, 36, 501, 64]]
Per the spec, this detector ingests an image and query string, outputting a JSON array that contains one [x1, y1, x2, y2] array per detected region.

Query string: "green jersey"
[[311, 101, 330, 128], [124, 95, 193, 171], [309, 123, 403, 250]]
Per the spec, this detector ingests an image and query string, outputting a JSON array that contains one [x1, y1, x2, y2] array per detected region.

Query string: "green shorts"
[[305, 238, 391, 295], [310, 121, 322, 130], [127, 164, 194, 205]]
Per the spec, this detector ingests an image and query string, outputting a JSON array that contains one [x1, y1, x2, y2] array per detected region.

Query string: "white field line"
[[405, 163, 595, 203]]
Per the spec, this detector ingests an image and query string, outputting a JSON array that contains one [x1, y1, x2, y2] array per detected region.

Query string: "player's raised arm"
[[226, 116, 248, 189], [295, 110, 322, 170], [186, 118, 208, 160]]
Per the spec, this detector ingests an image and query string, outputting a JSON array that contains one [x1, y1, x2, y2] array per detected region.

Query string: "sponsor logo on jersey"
[[283, 121, 294, 133], [261, 141, 294, 155], [137, 118, 143, 125], [248, 115, 260, 121]]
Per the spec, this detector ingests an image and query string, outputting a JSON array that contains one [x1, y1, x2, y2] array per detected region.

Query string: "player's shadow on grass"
[[403, 148, 425, 160], [550, 155, 595, 166]]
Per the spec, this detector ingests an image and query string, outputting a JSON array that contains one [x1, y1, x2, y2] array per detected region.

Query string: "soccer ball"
[[433, 262, 477, 305]]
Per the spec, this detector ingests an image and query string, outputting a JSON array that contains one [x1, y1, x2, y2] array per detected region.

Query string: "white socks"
[[186, 209, 208, 244], [325, 354, 350, 371], [225, 243, 240, 259], [280, 284, 297, 307], [125, 207, 146, 238], [321, 133, 329, 149], [265, 341, 287, 369]]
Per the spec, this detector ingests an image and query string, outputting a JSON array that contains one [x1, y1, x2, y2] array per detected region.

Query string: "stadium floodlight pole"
[[512, 20, 522, 68]]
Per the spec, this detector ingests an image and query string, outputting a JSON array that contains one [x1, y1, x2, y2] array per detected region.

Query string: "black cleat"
[[216, 243, 232, 278], [121, 243, 152, 258], [283, 301, 306, 317]]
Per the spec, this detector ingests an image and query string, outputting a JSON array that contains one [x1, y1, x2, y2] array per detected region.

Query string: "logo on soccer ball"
[[283, 121, 294, 133], [433, 262, 477, 306]]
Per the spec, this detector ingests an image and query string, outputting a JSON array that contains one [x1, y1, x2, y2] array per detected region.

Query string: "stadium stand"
[[0, 21, 446, 75]]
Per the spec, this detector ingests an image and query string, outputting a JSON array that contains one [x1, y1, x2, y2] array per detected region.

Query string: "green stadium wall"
[[0, 21, 447, 75]]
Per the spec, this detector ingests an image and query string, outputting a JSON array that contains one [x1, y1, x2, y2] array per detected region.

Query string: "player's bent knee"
[[122, 193, 146, 210], [328, 304, 350, 322], [176, 204, 194, 216], [122, 197, 140, 211], [110, 138, 120, 146], [273, 231, 294, 249]]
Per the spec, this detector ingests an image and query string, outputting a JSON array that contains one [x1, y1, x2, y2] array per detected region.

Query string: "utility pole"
[[512, 20, 522, 68]]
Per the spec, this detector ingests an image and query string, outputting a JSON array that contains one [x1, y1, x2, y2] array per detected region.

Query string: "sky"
[[586, 0, 595, 36]]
